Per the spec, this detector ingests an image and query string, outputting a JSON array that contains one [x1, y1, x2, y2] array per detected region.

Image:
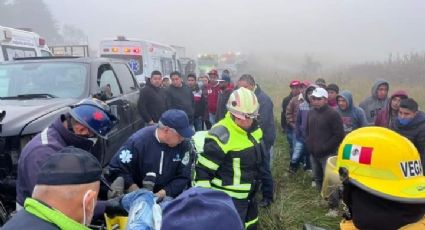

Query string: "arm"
[[259, 141, 274, 200], [108, 142, 139, 190], [358, 108, 369, 127], [260, 98, 276, 147], [137, 89, 153, 123], [285, 98, 296, 129], [163, 143, 192, 197], [321, 112, 345, 154]]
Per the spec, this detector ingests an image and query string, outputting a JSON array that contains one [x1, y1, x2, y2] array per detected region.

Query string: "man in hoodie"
[[306, 88, 344, 191], [336, 90, 368, 134], [187, 74, 206, 131], [375, 90, 408, 129], [285, 81, 305, 158], [108, 109, 195, 199], [289, 84, 316, 173], [394, 98, 425, 171], [138, 70, 167, 125], [359, 79, 389, 125], [215, 75, 234, 121], [166, 71, 195, 125], [326, 83, 339, 110]]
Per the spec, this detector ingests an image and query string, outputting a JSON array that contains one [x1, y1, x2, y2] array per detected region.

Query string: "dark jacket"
[[359, 79, 389, 125], [394, 111, 425, 169], [336, 90, 368, 134], [166, 84, 195, 124], [16, 117, 93, 206], [286, 93, 304, 129], [191, 85, 206, 118], [215, 85, 234, 122], [108, 126, 192, 198], [255, 85, 276, 148], [2, 209, 59, 230], [306, 104, 345, 158], [280, 93, 293, 130], [138, 82, 167, 123], [295, 85, 316, 141], [375, 90, 408, 129]]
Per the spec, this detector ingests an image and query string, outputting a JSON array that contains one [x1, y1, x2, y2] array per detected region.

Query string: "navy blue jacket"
[[17, 116, 94, 205], [255, 85, 276, 148], [2, 209, 59, 230], [108, 126, 192, 198]]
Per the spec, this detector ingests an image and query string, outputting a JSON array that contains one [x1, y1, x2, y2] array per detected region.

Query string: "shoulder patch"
[[208, 125, 230, 144]]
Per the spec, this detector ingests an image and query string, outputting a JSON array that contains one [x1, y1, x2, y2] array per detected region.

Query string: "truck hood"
[[0, 98, 78, 136]]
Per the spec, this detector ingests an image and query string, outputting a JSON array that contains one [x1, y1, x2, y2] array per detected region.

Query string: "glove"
[[258, 198, 273, 208], [105, 196, 128, 218]]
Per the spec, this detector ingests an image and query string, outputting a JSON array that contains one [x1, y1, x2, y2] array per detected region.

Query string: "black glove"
[[105, 196, 128, 218]]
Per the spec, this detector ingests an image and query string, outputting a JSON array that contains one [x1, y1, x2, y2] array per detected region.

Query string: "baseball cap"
[[160, 109, 195, 138], [37, 147, 102, 185], [162, 187, 244, 230], [311, 87, 328, 99], [289, 80, 301, 87]]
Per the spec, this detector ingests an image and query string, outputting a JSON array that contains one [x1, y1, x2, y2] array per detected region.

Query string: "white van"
[[99, 36, 178, 84], [0, 26, 52, 62]]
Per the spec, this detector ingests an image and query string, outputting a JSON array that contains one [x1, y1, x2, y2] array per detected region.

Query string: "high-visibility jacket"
[[194, 113, 267, 200], [340, 216, 425, 230]]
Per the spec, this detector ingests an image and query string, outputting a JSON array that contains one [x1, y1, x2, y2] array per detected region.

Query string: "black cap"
[[326, 83, 339, 93], [37, 147, 102, 185], [400, 98, 418, 112]]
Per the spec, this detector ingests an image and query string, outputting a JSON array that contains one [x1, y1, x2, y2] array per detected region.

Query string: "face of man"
[[200, 77, 209, 86], [290, 86, 301, 96], [237, 80, 254, 91], [162, 78, 170, 88], [391, 96, 402, 111], [219, 81, 229, 90], [171, 75, 183, 87], [187, 77, 196, 88], [327, 90, 338, 101], [234, 116, 254, 130], [377, 84, 389, 100], [150, 74, 162, 88], [209, 74, 218, 84], [398, 108, 417, 120], [337, 97, 348, 110], [311, 96, 328, 109], [164, 128, 185, 147], [73, 122, 95, 138]]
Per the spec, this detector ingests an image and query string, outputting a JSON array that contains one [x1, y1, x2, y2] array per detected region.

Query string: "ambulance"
[[99, 36, 179, 84], [0, 26, 52, 62]]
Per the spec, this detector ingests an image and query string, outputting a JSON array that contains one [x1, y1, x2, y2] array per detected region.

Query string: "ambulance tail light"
[[133, 48, 140, 54], [124, 48, 131, 53], [38, 38, 46, 46], [112, 47, 119, 53]]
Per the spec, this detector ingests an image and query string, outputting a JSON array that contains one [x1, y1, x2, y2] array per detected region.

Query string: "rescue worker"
[[195, 87, 273, 230], [16, 98, 117, 210], [335, 127, 425, 229], [108, 109, 195, 200]]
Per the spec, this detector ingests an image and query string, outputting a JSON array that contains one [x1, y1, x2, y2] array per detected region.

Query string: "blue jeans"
[[194, 116, 204, 131], [285, 127, 294, 158], [290, 137, 310, 171], [310, 155, 330, 192], [209, 113, 216, 125]]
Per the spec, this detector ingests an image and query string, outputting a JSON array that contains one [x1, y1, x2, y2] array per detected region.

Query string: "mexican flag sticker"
[[342, 144, 373, 165]]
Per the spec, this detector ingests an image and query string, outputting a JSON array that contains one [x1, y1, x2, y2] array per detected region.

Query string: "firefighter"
[[195, 87, 273, 230]]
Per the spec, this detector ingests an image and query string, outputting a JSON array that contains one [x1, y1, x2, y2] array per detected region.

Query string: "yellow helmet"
[[335, 127, 425, 203], [226, 87, 259, 120]]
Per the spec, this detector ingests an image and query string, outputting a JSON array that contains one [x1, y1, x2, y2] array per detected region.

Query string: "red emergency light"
[[133, 48, 140, 54], [38, 38, 46, 46]]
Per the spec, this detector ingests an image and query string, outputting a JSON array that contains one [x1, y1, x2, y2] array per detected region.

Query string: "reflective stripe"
[[159, 151, 164, 175], [211, 186, 249, 199], [194, 180, 211, 188], [198, 155, 219, 170], [41, 128, 48, 145], [233, 158, 241, 185], [245, 217, 258, 229], [211, 178, 251, 191]]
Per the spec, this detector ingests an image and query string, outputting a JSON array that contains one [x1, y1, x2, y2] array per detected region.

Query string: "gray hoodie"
[[337, 90, 368, 134], [359, 79, 389, 125]]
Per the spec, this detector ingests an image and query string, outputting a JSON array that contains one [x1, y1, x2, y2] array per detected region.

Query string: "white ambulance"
[[0, 26, 52, 62], [99, 36, 178, 84]]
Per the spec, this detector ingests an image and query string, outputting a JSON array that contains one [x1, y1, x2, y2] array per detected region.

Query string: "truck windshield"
[[0, 62, 87, 99]]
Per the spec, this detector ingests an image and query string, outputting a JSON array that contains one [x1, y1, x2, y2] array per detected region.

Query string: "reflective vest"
[[340, 216, 425, 230], [195, 113, 263, 200]]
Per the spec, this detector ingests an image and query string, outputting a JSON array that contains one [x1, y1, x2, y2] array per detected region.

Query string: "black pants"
[[232, 198, 258, 230]]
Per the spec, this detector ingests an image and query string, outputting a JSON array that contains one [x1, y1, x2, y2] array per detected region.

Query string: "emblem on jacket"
[[182, 151, 190, 165], [119, 149, 132, 163]]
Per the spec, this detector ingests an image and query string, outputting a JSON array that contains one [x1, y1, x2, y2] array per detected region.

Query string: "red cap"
[[208, 69, 218, 76], [289, 80, 301, 87], [301, 80, 311, 87]]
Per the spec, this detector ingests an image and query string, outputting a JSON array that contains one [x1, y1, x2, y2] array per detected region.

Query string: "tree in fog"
[[61, 24, 88, 45], [301, 54, 321, 77]]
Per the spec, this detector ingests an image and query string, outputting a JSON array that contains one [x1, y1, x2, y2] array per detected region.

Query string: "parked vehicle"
[[0, 57, 145, 222]]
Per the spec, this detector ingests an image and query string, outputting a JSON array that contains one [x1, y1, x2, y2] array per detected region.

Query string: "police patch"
[[182, 151, 190, 165], [119, 149, 132, 163]]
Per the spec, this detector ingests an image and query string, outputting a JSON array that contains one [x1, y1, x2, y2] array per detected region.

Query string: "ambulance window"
[[112, 63, 137, 94], [97, 64, 122, 100], [161, 58, 173, 76], [1, 46, 36, 61], [41, 50, 52, 57]]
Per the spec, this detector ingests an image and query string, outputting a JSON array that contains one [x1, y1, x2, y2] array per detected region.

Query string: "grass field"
[[254, 74, 425, 230]]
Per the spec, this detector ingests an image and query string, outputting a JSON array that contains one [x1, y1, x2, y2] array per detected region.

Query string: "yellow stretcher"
[[104, 215, 128, 230]]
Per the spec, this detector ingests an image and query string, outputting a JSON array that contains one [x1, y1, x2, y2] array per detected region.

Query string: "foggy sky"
[[44, 0, 425, 65]]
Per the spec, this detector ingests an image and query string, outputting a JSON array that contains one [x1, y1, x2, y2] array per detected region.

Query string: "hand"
[[127, 184, 140, 192], [105, 196, 128, 218], [155, 189, 166, 199]]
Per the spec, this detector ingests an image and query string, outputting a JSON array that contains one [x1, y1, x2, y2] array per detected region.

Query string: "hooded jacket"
[[359, 79, 389, 125], [375, 90, 408, 129], [166, 84, 195, 124], [138, 82, 167, 123], [394, 111, 425, 169], [336, 90, 368, 134], [255, 85, 276, 148]]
